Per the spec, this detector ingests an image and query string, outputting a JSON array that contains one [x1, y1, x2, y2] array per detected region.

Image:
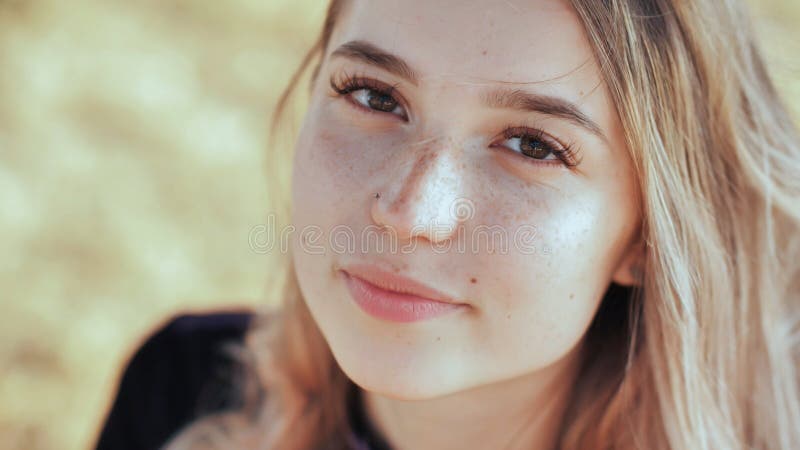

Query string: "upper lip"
[[340, 262, 466, 305]]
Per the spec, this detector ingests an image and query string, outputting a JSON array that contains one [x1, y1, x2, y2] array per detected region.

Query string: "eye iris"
[[520, 135, 552, 159], [367, 91, 397, 112]]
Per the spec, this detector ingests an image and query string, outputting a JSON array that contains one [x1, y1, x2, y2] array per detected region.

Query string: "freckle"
[[470, 277, 477, 284], [482, 49, 487, 56], [569, 293, 574, 299], [506, 313, 511, 319], [436, 336, 441, 341]]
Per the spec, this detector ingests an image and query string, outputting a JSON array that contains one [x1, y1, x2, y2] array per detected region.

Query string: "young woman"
[[96, 0, 800, 449]]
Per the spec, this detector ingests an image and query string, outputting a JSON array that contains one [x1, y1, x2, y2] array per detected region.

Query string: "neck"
[[361, 343, 585, 450]]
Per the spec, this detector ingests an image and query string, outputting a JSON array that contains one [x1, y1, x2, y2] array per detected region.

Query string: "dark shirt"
[[94, 311, 392, 450]]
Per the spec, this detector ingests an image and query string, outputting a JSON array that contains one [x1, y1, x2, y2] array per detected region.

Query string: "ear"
[[611, 235, 646, 287]]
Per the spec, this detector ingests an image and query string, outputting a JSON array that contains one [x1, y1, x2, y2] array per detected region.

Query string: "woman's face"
[[291, 0, 641, 399]]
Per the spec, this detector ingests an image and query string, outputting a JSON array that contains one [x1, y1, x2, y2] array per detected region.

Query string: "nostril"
[[370, 193, 414, 239], [370, 189, 467, 247]]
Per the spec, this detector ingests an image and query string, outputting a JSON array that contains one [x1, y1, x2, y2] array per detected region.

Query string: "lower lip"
[[341, 271, 467, 323]]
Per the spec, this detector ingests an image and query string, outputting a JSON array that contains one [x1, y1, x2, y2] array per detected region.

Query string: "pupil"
[[368, 92, 397, 112], [520, 136, 551, 159]]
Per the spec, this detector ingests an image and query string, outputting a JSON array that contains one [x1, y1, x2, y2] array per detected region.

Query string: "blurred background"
[[0, 1, 797, 449]]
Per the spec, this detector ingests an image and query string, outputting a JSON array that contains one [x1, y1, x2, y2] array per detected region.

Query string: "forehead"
[[330, 0, 597, 87]]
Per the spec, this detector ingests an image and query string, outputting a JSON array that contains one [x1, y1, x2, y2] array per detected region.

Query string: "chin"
[[346, 369, 460, 401], [330, 344, 476, 401]]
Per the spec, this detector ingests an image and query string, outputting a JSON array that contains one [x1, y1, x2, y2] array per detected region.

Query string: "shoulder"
[[94, 310, 256, 450]]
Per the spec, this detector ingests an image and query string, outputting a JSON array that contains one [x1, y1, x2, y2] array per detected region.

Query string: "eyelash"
[[328, 71, 582, 168], [497, 126, 581, 168]]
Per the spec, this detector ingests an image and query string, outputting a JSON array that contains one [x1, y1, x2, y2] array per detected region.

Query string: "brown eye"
[[329, 74, 408, 119], [491, 126, 580, 167], [502, 134, 558, 161], [352, 88, 404, 116], [519, 135, 555, 160], [366, 91, 399, 112]]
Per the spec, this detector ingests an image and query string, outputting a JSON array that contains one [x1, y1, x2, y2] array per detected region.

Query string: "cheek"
[[293, 124, 350, 199], [292, 116, 399, 225], [468, 185, 633, 366], [291, 123, 358, 230]]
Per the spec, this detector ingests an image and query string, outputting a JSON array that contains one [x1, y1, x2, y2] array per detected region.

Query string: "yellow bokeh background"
[[0, 1, 797, 449]]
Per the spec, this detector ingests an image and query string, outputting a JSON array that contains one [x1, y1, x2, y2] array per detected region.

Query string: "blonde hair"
[[165, 0, 800, 448]]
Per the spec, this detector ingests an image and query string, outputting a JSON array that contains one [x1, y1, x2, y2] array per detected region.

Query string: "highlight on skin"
[[164, 0, 800, 449]]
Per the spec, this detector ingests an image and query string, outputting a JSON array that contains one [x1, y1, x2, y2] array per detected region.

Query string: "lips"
[[339, 262, 464, 305], [338, 262, 470, 323]]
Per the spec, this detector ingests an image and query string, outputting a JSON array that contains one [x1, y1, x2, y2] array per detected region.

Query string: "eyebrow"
[[480, 89, 606, 141], [331, 40, 420, 85], [330, 40, 607, 142]]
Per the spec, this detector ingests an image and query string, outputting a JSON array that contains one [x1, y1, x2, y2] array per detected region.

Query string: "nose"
[[370, 137, 473, 244]]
